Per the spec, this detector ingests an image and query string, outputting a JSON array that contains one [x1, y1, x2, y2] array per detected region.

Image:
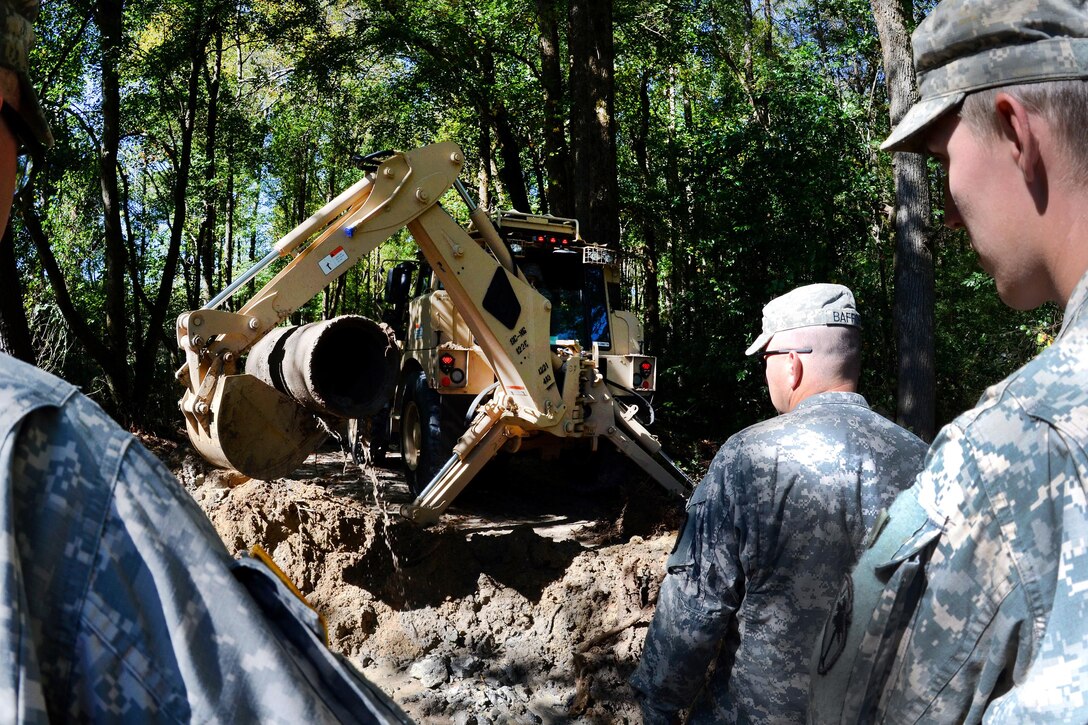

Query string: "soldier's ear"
[[787, 352, 804, 390], [995, 92, 1041, 184]]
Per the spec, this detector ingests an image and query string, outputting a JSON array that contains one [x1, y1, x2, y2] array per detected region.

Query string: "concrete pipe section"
[[246, 314, 399, 420]]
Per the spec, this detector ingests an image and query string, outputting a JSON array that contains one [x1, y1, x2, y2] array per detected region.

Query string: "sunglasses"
[[760, 347, 812, 369], [761, 347, 813, 359]]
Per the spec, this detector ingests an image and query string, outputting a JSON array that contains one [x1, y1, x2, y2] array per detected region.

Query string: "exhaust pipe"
[[246, 315, 398, 419]]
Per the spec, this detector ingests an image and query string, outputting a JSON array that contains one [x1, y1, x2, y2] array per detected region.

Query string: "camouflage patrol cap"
[[0, 0, 53, 153], [882, 0, 1088, 152], [745, 283, 861, 356]]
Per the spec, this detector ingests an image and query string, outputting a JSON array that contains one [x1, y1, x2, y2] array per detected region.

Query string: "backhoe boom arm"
[[177, 141, 691, 518]]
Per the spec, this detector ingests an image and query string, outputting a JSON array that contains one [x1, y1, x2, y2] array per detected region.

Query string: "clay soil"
[[166, 439, 688, 724]]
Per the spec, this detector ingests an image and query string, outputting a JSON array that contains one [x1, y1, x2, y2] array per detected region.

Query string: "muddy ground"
[[162, 436, 691, 724]]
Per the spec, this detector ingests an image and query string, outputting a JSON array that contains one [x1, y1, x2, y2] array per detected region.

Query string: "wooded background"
[[0, 0, 1061, 467]]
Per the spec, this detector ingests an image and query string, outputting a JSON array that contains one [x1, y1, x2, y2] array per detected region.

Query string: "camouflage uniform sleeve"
[[102, 431, 412, 723], [876, 410, 1082, 723], [983, 429, 1088, 720], [0, 355, 409, 724], [630, 443, 748, 720]]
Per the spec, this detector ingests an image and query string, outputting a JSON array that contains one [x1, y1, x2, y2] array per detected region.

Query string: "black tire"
[[400, 371, 465, 496]]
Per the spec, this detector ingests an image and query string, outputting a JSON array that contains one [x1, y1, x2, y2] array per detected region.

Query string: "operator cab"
[[492, 211, 615, 351]]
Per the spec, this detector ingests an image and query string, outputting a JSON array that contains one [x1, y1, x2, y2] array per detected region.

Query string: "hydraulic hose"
[[605, 381, 656, 426]]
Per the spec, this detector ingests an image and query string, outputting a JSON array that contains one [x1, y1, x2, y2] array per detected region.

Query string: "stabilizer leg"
[[400, 407, 512, 526]]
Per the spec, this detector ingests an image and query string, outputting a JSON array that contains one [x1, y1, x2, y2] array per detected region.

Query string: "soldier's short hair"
[[960, 80, 1088, 184], [773, 325, 862, 384]]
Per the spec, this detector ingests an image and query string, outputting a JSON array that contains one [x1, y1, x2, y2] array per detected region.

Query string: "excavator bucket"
[[177, 145, 458, 483], [183, 315, 399, 480], [185, 373, 328, 480]]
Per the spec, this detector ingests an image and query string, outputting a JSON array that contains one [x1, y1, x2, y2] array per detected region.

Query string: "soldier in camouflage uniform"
[[0, 2, 410, 722], [630, 284, 927, 724], [808, 1, 1088, 723]]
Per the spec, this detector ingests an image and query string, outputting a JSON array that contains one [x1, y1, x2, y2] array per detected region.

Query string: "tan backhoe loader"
[[177, 142, 691, 525]]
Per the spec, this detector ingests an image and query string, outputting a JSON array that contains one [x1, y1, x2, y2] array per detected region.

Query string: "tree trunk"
[[477, 47, 530, 212], [0, 223, 35, 362], [664, 73, 692, 345], [197, 27, 223, 302], [493, 104, 530, 212], [293, 141, 311, 226], [119, 163, 147, 343], [17, 190, 114, 371], [93, 0, 131, 405], [530, 148, 549, 215], [634, 70, 661, 351], [871, 0, 936, 441], [224, 132, 235, 307], [247, 161, 262, 298], [568, 0, 619, 248], [535, 0, 572, 218], [762, 0, 774, 58], [132, 11, 207, 410], [476, 114, 493, 210], [733, 0, 769, 127]]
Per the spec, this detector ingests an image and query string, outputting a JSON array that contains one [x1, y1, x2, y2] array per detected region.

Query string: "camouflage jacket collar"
[[793, 391, 869, 413], [1059, 268, 1088, 339]]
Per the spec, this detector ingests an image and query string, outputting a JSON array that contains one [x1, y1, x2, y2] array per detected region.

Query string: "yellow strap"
[[249, 545, 329, 645]]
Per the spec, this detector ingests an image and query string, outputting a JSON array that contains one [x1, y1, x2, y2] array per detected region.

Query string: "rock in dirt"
[[450, 653, 484, 679], [409, 655, 449, 688]]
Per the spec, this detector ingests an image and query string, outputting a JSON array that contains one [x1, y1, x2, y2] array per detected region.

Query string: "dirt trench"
[[171, 443, 687, 724]]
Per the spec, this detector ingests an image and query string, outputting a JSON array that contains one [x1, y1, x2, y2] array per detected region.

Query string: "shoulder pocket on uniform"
[[666, 483, 709, 573]]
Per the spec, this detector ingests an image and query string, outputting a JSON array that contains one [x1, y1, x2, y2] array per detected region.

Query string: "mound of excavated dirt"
[[175, 445, 687, 724]]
